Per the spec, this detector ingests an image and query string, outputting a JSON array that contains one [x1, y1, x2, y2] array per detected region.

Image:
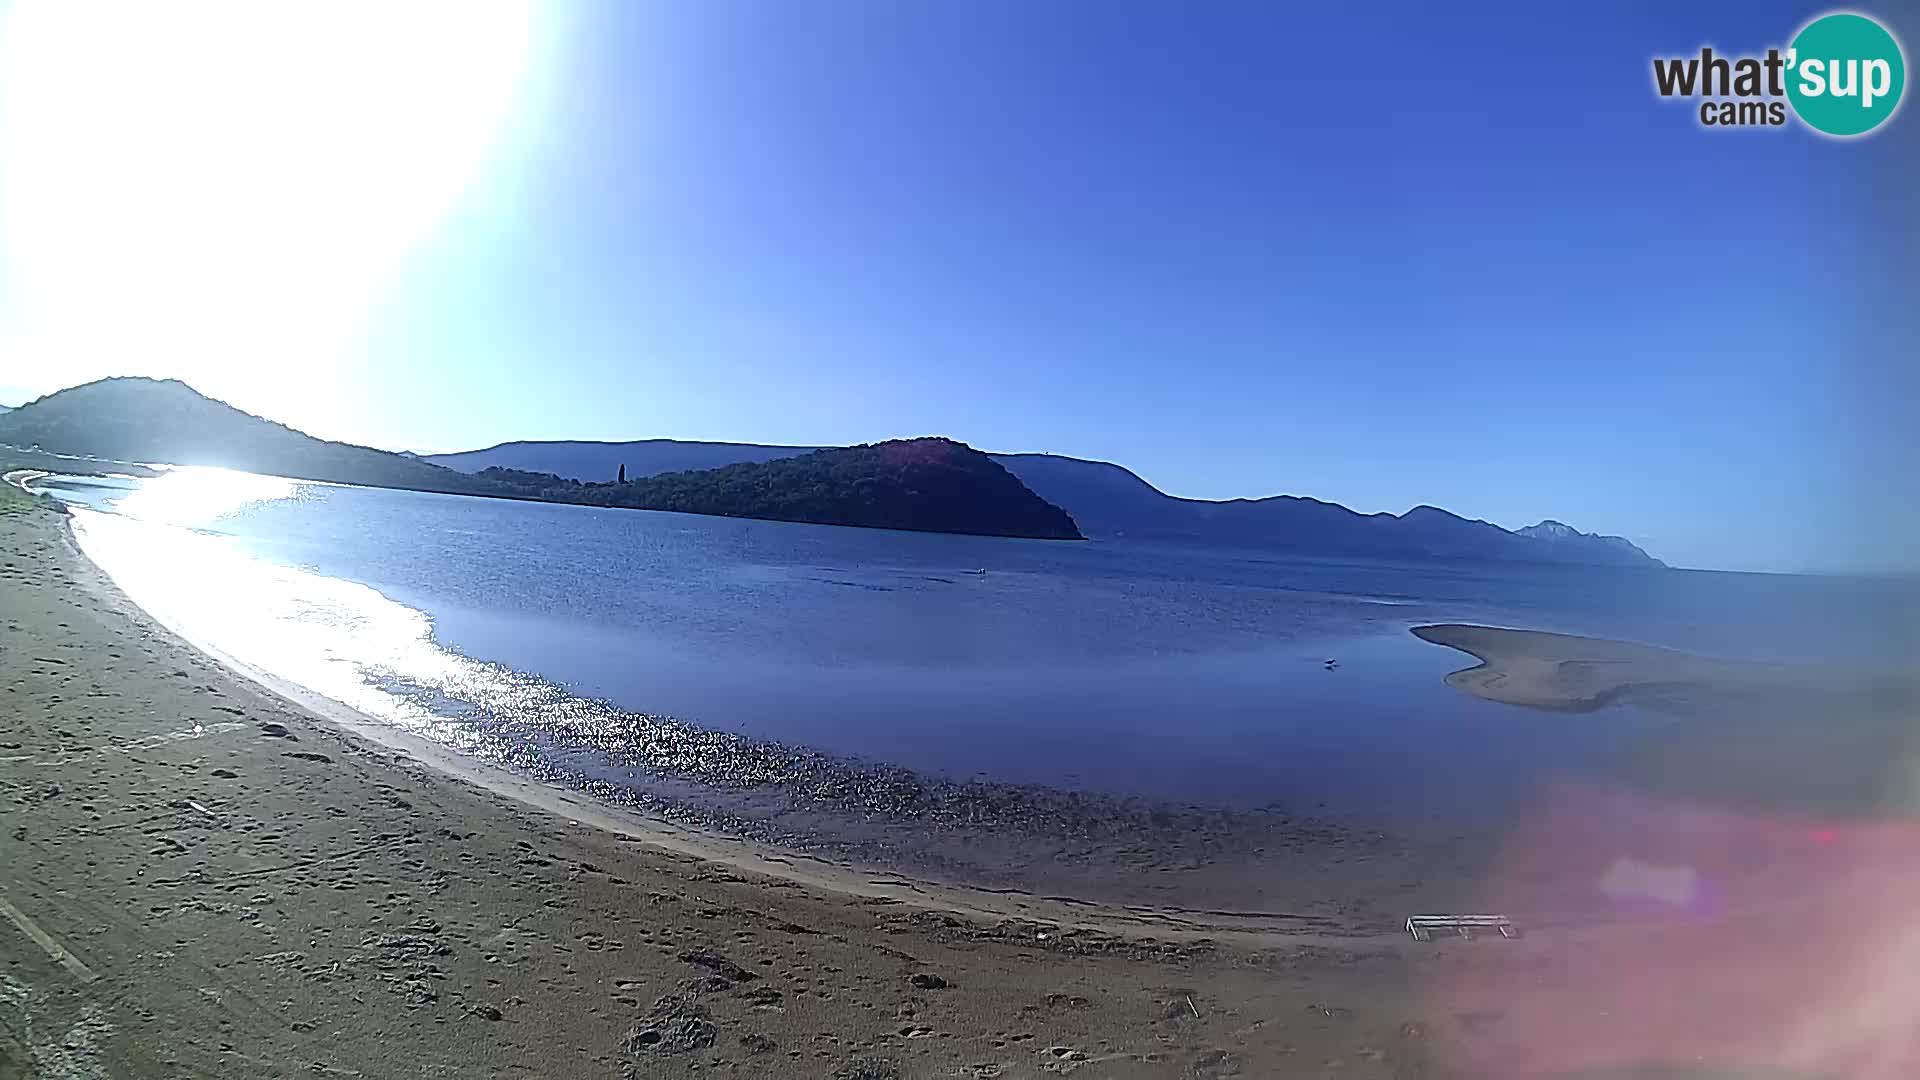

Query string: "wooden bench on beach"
[[1405, 914, 1517, 942]]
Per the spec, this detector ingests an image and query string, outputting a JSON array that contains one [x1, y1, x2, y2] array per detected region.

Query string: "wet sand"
[[0, 487, 1508, 1078], [1409, 623, 1732, 711], [1411, 622, 1916, 718], [1415, 620, 1920, 822]]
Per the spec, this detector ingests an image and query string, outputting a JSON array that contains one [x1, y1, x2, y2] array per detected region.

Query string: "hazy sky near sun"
[[0, 1, 1912, 572]]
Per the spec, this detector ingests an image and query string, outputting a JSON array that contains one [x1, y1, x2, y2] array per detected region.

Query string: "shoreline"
[[13, 487, 1918, 1075], [167, 601, 1405, 950], [1, 492, 1474, 1078], [41, 468, 1456, 937]]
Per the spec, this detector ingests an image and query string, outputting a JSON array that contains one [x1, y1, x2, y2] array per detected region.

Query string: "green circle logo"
[[1787, 12, 1907, 136]]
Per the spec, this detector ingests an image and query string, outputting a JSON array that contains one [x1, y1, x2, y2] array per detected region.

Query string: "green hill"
[[503, 439, 1083, 539]]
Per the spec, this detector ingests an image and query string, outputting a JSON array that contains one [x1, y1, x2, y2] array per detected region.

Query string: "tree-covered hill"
[[563, 439, 1084, 539]]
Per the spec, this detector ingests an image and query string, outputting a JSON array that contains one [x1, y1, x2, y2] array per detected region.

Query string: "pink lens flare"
[[1424, 782, 1920, 1079]]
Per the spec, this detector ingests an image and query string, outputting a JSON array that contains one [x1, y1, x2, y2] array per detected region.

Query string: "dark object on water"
[[1324, 658, 1339, 670], [617, 463, 626, 483]]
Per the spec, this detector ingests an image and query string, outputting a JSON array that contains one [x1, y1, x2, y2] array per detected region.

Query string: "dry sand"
[[0, 493, 1523, 1078]]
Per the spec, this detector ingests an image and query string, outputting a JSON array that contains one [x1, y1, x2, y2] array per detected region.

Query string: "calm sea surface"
[[35, 468, 1917, 907]]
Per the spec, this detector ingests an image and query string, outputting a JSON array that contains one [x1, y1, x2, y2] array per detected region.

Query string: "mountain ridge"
[[427, 439, 1661, 566], [0, 379, 1659, 564], [996, 452, 1658, 566]]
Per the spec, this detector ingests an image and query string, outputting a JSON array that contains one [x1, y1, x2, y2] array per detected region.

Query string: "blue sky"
[[0, 1, 1912, 572]]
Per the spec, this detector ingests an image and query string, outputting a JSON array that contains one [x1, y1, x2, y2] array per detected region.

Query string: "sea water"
[[38, 468, 1914, 909]]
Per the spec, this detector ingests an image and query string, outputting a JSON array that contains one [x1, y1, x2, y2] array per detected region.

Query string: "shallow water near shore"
[[35, 468, 1916, 909]]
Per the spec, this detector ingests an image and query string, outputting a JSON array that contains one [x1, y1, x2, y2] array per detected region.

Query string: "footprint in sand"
[[1187, 1048, 1240, 1078], [737, 986, 783, 1009], [739, 1033, 777, 1056], [831, 1058, 900, 1080], [679, 948, 758, 983], [1039, 1046, 1091, 1074]]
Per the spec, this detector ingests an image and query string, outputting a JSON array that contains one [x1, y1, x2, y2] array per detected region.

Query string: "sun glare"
[[114, 466, 302, 528], [0, 0, 534, 423]]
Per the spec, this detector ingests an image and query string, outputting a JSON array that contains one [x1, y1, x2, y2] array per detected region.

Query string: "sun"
[[0, 0, 536, 428]]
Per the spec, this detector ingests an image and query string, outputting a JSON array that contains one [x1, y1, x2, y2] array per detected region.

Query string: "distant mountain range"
[[1, 378, 1659, 564], [996, 453, 1661, 566], [426, 439, 1662, 566]]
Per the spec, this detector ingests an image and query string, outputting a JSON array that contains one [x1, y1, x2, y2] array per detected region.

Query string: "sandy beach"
[[12, 484, 1920, 1077], [0, 488, 1506, 1078]]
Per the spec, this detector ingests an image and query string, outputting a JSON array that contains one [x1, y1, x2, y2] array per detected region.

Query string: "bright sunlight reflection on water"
[[113, 467, 304, 528], [69, 492, 626, 750], [70, 501, 528, 759]]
